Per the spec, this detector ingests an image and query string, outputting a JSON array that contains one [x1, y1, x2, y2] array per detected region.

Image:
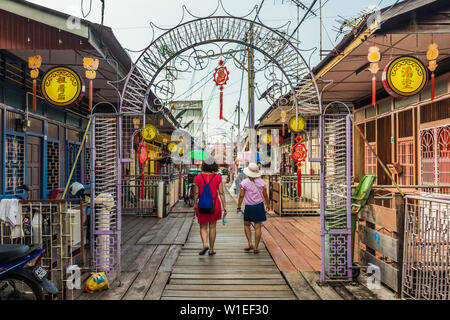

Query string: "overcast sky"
[[27, 0, 397, 141]]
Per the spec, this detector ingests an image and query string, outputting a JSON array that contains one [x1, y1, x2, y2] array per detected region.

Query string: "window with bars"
[[66, 141, 82, 185], [420, 125, 450, 194], [47, 141, 60, 191], [5, 134, 25, 195], [437, 126, 450, 194], [398, 139, 414, 185], [365, 143, 377, 178]]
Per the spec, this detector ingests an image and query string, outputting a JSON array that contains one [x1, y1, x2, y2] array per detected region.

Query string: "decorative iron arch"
[[91, 2, 353, 283], [119, 14, 322, 117]]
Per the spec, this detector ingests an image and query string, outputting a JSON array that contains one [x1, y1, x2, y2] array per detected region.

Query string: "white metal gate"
[[402, 194, 450, 300]]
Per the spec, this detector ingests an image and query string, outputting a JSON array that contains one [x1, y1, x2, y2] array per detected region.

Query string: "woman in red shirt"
[[194, 158, 227, 255]]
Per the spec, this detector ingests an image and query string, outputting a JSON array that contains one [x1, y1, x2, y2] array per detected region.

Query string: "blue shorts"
[[243, 202, 266, 223]]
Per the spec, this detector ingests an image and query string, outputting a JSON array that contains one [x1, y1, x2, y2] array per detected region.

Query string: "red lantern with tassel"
[[280, 111, 286, 136], [28, 55, 42, 111], [138, 139, 149, 200], [368, 45, 381, 106], [290, 135, 307, 197], [427, 42, 439, 101], [83, 57, 99, 112], [213, 60, 230, 120]]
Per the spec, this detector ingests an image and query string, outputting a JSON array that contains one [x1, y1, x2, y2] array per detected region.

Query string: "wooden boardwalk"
[[73, 189, 397, 300], [161, 192, 297, 300], [229, 188, 397, 300], [262, 216, 322, 271], [73, 204, 194, 300]]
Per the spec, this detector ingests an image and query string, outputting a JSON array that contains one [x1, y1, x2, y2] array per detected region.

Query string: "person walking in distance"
[[236, 163, 270, 254], [193, 158, 227, 255]]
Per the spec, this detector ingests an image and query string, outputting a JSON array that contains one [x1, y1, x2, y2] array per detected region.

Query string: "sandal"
[[199, 246, 209, 255], [208, 250, 216, 256], [244, 246, 254, 251], [253, 249, 260, 254]]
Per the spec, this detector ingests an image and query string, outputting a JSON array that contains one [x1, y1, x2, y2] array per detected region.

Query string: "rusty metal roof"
[[0, 9, 91, 50]]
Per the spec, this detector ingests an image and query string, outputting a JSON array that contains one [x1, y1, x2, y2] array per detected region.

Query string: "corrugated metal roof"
[[0, 9, 91, 50]]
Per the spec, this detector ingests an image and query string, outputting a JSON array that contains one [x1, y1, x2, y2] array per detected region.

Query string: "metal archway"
[[89, 2, 347, 283]]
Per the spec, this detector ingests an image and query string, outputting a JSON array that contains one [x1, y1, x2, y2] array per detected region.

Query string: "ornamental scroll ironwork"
[[103, 0, 328, 282], [118, 1, 321, 119]]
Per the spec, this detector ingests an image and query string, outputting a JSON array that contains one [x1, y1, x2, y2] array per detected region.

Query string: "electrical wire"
[[81, 0, 92, 18]]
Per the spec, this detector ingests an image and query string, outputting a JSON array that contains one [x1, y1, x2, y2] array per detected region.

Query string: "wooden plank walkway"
[[228, 186, 398, 300], [74, 204, 194, 300], [262, 216, 322, 272], [74, 188, 397, 300], [161, 191, 297, 300]]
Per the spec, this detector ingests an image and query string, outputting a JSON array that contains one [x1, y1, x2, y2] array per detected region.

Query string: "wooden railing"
[[268, 174, 320, 215], [357, 192, 405, 293]]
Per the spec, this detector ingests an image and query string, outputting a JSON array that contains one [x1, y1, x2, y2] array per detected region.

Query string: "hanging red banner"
[[28, 55, 42, 111], [290, 135, 307, 197], [138, 139, 150, 200], [213, 60, 229, 120], [427, 42, 439, 102]]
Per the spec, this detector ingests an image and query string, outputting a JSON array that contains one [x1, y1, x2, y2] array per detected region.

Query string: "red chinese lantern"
[[427, 42, 439, 101], [367, 45, 380, 106], [138, 139, 149, 200], [290, 135, 308, 197], [213, 60, 230, 120], [83, 57, 99, 111], [28, 55, 42, 112]]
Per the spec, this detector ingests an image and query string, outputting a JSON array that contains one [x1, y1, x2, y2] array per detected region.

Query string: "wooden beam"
[[359, 248, 399, 292], [359, 204, 397, 232], [358, 225, 398, 261]]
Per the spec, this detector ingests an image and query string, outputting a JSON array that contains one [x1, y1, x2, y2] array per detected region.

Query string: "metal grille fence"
[[402, 194, 450, 300], [121, 175, 158, 216], [91, 115, 120, 280], [271, 175, 320, 215], [321, 113, 352, 281]]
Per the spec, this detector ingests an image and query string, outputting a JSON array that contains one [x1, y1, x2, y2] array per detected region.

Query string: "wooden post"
[[365, 193, 376, 257]]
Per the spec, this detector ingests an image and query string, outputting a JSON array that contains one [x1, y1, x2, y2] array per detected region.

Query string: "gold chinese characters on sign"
[[382, 56, 428, 98], [41, 66, 84, 107]]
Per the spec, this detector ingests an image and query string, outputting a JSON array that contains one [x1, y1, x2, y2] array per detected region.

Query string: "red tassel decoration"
[[290, 135, 307, 198], [89, 80, 93, 112], [431, 73, 435, 101], [372, 75, 376, 106], [32, 79, 37, 111], [219, 89, 223, 119], [297, 166, 302, 197], [141, 164, 145, 200], [213, 60, 229, 121], [282, 123, 285, 136]]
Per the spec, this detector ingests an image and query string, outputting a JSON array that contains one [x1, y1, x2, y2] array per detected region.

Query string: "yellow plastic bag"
[[85, 272, 109, 293]]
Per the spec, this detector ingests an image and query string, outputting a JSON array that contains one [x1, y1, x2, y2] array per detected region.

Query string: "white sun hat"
[[243, 162, 262, 178]]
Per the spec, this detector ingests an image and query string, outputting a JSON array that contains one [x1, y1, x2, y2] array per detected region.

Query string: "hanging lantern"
[[367, 45, 381, 106], [28, 55, 42, 112], [280, 111, 287, 136], [426, 42, 439, 101], [290, 135, 308, 197], [167, 142, 178, 153], [272, 135, 284, 146], [213, 60, 230, 120], [288, 115, 305, 133], [261, 132, 272, 145], [133, 118, 141, 129], [141, 124, 158, 142], [83, 57, 99, 112], [138, 139, 149, 200]]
